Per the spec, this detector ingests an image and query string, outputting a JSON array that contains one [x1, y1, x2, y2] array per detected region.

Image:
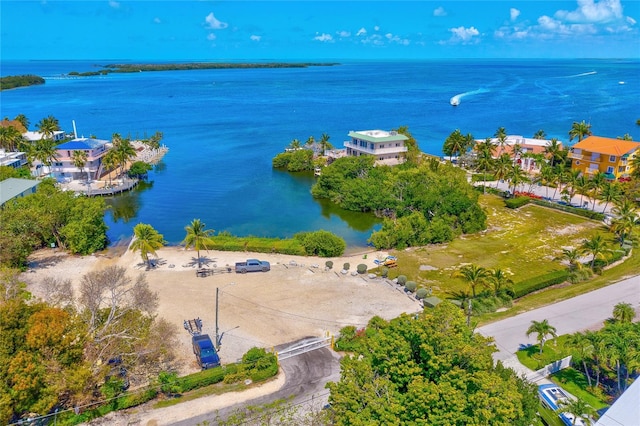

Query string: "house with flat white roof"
[[344, 130, 408, 165], [52, 137, 111, 181], [23, 130, 65, 142], [0, 150, 28, 169]]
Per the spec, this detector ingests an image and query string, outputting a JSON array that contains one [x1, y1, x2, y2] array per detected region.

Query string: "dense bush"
[[397, 275, 407, 286], [357, 264, 368, 274], [271, 149, 314, 172], [0, 74, 45, 90], [343, 263, 350, 271], [312, 155, 486, 250], [208, 234, 306, 256], [405, 281, 417, 293], [505, 197, 531, 209], [381, 267, 389, 278], [513, 270, 570, 299], [294, 230, 346, 257], [334, 326, 366, 352], [325, 261, 334, 269]]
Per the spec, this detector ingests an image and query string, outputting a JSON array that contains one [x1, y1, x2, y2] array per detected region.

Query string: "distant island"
[[0, 75, 45, 91], [68, 62, 340, 76]]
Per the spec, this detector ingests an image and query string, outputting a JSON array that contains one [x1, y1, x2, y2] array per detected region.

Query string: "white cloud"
[[510, 8, 520, 21], [153, 17, 161, 24], [433, 6, 447, 17], [337, 30, 351, 38], [449, 26, 480, 43], [313, 33, 333, 42], [204, 12, 228, 30], [109, 1, 120, 9], [555, 0, 623, 23], [250, 35, 261, 42], [207, 33, 216, 41], [356, 27, 367, 36]]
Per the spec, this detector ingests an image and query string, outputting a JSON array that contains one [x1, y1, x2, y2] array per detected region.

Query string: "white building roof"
[[23, 130, 65, 141], [595, 377, 640, 426]]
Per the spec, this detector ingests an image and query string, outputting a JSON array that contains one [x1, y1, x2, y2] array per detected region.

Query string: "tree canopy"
[[327, 303, 538, 425]]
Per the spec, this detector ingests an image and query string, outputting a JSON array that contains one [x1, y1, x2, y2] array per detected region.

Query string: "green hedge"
[[530, 199, 605, 221], [176, 364, 237, 393], [513, 270, 570, 299], [471, 173, 497, 183], [504, 197, 531, 209], [208, 235, 307, 256]]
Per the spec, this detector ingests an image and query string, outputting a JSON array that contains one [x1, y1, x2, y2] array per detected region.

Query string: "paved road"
[[173, 340, 341, 426], [478, 274, 640, 362]]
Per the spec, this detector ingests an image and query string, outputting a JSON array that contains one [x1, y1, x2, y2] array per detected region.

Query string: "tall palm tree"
[[569, 332, 595, 387], [130, 223, 164, 269], [102, 150, 117, 185], [559, 398, 595, 426], [182, 219, 215, 268], [493, 154, 512, 189], [35, 115, 60, 139], [288, 138, 301, 150], [454, 264, 490, 298], [569, 120, 592, 143], [494, 127, 508, 154], [443, 129, 468, 158], [32, 138, 58, 177], [539, 164, 555, 199], [609, 199, 639, 246], [631, 153, 640, 179], [488, 268, 513, 296], [581, 234, 611, 269], [72, 149, 88, 181], [0, 126, 25, 151], [598, 181, 622, 213], [526, 319, 557, 354], [533, 129, 547, 139], [561, 169, 581, 202], [111, 133, 136, 178], [506, 164, 528, 194], [305, 135, 316, 153], [319, 133, 333, 155], [612, 302, 635, 323], [14, 114, 29, 131], [574, 175, 592, 207], [617, 133, 633, 141], [543, 138, 564, 167], [475, 140, 495, 193]]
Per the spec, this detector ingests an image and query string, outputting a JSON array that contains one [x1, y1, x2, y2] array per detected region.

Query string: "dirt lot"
[[23, 247, 421, 374]]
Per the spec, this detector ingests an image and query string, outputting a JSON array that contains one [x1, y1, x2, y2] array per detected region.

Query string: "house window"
[[609, 155, 616, 162], [606, 166, 614, 174], [575, 161, 581, 165], [619, 166, 625, 172]]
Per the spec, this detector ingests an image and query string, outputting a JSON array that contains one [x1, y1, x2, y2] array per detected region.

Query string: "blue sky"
[[1, 1, 639, 60]]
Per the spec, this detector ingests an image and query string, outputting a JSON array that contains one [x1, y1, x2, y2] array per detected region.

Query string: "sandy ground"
[[22, 245, 420, 376]]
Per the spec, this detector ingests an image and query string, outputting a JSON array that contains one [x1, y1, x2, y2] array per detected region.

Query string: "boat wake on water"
[[564, 71, 597, 78], [450, 88, 490, 106]]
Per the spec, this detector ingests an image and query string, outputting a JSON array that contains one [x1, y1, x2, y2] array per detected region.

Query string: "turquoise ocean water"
[[1, 59, 639, 248]]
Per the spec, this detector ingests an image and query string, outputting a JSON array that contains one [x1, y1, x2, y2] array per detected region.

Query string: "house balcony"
[[344, 141, 408, 155], [568, 152, 601, 162]]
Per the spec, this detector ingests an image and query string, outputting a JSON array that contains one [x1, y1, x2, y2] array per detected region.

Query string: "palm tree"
[[182, 219, 215, 268], [443, 129, 468, 158], [318, 133, 333, 155], [612, 302, 635, 323], [569, 332, 595, 387], [561, 169, 581, 202], [288, 138, 301, 150], [493, 154, 512, 189], [506, 164, 528, 194], [305, 135, 316, 153], [533, 129, 547, 139], [598, 181, 622, 213], [475, 140, 495, 193], [14, 114, 29, 130], [130, 223, 164, 269], [609, 199, 639, 246], [569, 120, 592, 143], [35, 115, 60, 139], [494, 127, 508, 154], [72, 149, 88, 181], [543, 138, 564, 167], [539, 164, 555, 199], [0, 125, 25, 151], [32, 138, 58, 177], [617, 133, 633, 141], [559, 398, 595, 426], [574, 175, 592, 207], [454, 264, 490, 298], [102, 150, 117, 186], [111, 133, 136, 178], [488, 268, 513, 296], [557, 248, 583, 271], [581, 234, 611, 269], [526, 319, 557, 354]]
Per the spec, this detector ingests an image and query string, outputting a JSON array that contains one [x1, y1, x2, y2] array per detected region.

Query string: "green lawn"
[[550, 368, 609, 410], [390, 194, 611, 298], [516, 334, 573, 370]]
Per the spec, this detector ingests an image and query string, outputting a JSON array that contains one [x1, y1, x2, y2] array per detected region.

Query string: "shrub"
[[397, 275, 407, 286], [381, 267, 389, 278], [513, 270, 570, 298], [176, 365, 233, 393], [343, 262, 350, 271], [295, 230, 346, 257], [325, 260, 333, 269], [357, 264, 368, 274], [335, 325, 365, 352], [223, 371, 248, 384], [505, 197, 531, 209], [415, 288, 428, 299], [405, 281, 417, 293]]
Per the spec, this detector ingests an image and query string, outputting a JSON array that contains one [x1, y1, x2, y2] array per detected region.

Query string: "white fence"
[[527, 355, 572, 382], [275, 333, 333, 361]]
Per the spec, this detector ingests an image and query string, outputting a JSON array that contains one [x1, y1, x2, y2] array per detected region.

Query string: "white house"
[[52, 137, 111, 181], [0, 150, 28, 169], [344, 130, 408, 165], [23, 130, 65, 142]]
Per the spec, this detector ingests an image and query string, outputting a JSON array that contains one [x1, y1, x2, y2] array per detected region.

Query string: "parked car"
[[235, 259, 270, 273], [192, 334, 220, 369]]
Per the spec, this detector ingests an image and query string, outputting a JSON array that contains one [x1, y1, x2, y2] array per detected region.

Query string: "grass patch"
[[516, 334, 573, 370], [550, 368, 609, 410], [537, 404, 566, 426], [390, 194, 610, 299], [153, 379, 258, 408]]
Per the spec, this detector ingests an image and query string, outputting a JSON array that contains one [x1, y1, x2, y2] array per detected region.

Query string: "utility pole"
[[215, 287, 220, 349]]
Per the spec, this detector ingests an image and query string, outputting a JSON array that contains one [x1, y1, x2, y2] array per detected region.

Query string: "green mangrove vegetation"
[[0, 75, 45, 91]]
